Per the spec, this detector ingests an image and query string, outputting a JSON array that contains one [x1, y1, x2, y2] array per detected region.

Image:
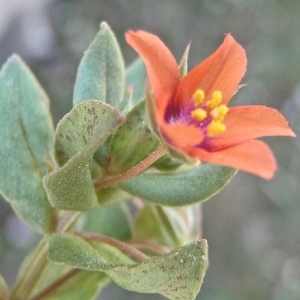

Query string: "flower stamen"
[[210, 104, 229, 122], [192, 89, 205, 106], [191, 90, 228, 136], [191, 108, 207, 121], [206, 90, 222, 109], [207, 120, 226, 136]]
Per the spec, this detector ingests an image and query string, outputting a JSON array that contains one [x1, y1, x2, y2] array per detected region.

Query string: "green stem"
[[10, 238, 48, 300], [94, 146, 166, 190]]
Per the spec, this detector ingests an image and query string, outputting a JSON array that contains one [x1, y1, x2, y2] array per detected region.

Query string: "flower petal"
[[175, 34, 247, 108], [188, 140, 276, 180], [207, 106, 296, 150], [161, 123, 204, 149], [125, 30, 180, 110]]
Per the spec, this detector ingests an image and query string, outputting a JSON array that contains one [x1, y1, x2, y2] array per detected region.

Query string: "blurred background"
[[0, 0, 300, 299]]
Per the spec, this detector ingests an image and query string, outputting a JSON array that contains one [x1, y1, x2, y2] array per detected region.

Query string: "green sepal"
[[108, 100, 160, 174], [73, 22, 125, 108], [0, 55, 55, 233], [120, 164, 237, 206], [109, 240, 208, 300], [43, 100, 124, 210], [125, 58, 147, 105], [179, 43, 190, 78], [0, 274, 9, 300], [48, 233, 136, 270]]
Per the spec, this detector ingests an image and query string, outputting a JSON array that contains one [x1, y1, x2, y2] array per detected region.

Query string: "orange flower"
[[125, 31, 296, 180]]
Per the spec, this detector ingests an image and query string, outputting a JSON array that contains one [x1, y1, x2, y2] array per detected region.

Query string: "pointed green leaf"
[[43, 100, 124, 210], [125, 58, 147, 105], [73, 22, 125, 108], [0, 55, 54, 233], [48, 233, 135, 270], [108, 101, 160, 174], [0, 274, 9, 300], [49, 233, 208, 300], [109, 240, 208, 300], [31, 262, 109, 300], [120, 164, 237, 206], [179, 43, 190, 78]]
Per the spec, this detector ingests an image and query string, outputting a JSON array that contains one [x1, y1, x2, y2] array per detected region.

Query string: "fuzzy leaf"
[[108, 100, 160, 174], [43, 100, 124, 210], [73, 22, 125, 108], [109, 240, 208, 300], [48, 233, 135, 270], [120, 164, 237, 206], [49, 233, 208, 300], [125, 58, 147, 105], [0, 55, 54, 233]]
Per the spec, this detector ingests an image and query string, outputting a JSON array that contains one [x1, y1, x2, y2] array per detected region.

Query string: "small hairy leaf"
[[0, 55, 54, 233], [109, 240, 208, 300], [73, 22, 125, 108], [120, 164, 237, 206], [43, 100, 124, 210], [108, 100, 160, 174], [48, 233, 135, 270]]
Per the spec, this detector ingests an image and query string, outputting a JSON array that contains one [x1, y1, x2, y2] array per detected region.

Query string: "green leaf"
[[179, 43, 190, 78], [125, 58, 147, 105], [109, 239, 208, 300], [108, 100, 160, 174], [73, 22, 125, 108], [120, 164, 237, 206], [0, 274, 9, 300], [48, 233, 135, 270], [79, 203, 132, 240], [49, 233, 208, 300], [0, 55, 54, 233], [31, 263, 109, 300], [43, 100, 124, 210]]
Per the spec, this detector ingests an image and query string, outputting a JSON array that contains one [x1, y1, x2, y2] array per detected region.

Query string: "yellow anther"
[[207, 120, 226, 136], [210, 104, 229, 122], [191, 108, 207, 121], [206, 90, 222, 109], [192, 89, 205, 106]]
